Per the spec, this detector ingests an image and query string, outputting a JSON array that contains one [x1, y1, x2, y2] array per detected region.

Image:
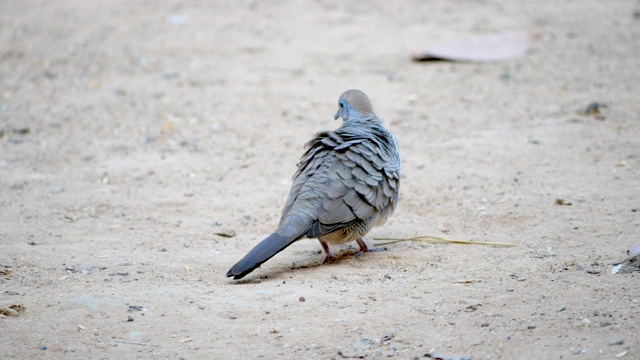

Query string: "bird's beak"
[[334, 110, 340, 120]]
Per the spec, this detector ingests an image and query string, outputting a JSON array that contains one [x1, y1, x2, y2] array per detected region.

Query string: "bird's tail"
[[226, 232, 301, 280]]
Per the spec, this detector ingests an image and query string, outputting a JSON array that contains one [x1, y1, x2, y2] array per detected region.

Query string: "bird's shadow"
[[228, 247, 386, 285]]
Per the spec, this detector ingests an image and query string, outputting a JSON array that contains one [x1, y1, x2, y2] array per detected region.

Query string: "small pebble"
[[580, 102, 605, 116], [380, 334, 394, 342], [609, 338, 624, 346], [50, 187, 65, 194], [108, 272, 129, 276], [163, 70, 179, 79], [113, 262, 134, 266], [167, 15, 188, 25]]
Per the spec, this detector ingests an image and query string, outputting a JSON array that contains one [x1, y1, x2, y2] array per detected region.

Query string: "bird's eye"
[[339, 102, 344, 109]]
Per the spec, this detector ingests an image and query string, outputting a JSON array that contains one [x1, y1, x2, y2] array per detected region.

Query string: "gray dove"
[[227, 89, 400, 280]]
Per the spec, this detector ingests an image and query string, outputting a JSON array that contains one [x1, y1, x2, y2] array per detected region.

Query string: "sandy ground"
[[1, 1, 639, 359]]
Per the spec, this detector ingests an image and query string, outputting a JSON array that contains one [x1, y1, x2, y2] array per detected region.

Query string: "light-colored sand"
[[1, 1, 638, 358]]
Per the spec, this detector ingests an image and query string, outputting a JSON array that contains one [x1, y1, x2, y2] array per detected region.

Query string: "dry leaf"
[[457, 279, 480, 284], [413, 31, 532, 62], [215, 229, 236, 238], [0, 304, 26, 317]]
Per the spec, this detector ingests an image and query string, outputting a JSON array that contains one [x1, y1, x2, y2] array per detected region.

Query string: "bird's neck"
[[342, 115, 382, 128]]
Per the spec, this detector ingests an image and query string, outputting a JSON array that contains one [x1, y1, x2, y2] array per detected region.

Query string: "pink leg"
[[319, 240, 336, 263], [356, 238, 385, 254]]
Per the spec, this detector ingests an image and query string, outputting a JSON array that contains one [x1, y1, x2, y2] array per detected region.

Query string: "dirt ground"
[[1, 1, 639, 359]]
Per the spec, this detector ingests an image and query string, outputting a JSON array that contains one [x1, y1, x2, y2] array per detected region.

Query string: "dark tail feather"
[[226, 232, 299, 280]]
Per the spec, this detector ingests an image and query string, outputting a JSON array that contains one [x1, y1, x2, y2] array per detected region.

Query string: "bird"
[[226, 89, 401, 280]]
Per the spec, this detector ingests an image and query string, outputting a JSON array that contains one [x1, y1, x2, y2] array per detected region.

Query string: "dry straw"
[[373, 235, 516, 247]]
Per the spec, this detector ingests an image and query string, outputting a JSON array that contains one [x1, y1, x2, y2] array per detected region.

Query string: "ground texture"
[[1, 1, 639, 359]]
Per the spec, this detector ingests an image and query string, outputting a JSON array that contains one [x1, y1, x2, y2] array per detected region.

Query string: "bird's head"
[[334, 89, 375, 122]]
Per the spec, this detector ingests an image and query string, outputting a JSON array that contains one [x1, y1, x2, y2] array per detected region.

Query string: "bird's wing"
[[280, 129, 399, 239]]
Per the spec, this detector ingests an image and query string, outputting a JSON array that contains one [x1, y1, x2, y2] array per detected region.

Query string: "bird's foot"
[[320, 240, 336, 263], [355, 238, 386, 256]]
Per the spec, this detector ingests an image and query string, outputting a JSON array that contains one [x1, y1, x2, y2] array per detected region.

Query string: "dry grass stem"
[[373, 235, 516, 247]]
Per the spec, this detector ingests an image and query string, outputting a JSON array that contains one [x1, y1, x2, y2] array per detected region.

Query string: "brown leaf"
[[413, 31, 532, 62], [215, 229, 236, 238]]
